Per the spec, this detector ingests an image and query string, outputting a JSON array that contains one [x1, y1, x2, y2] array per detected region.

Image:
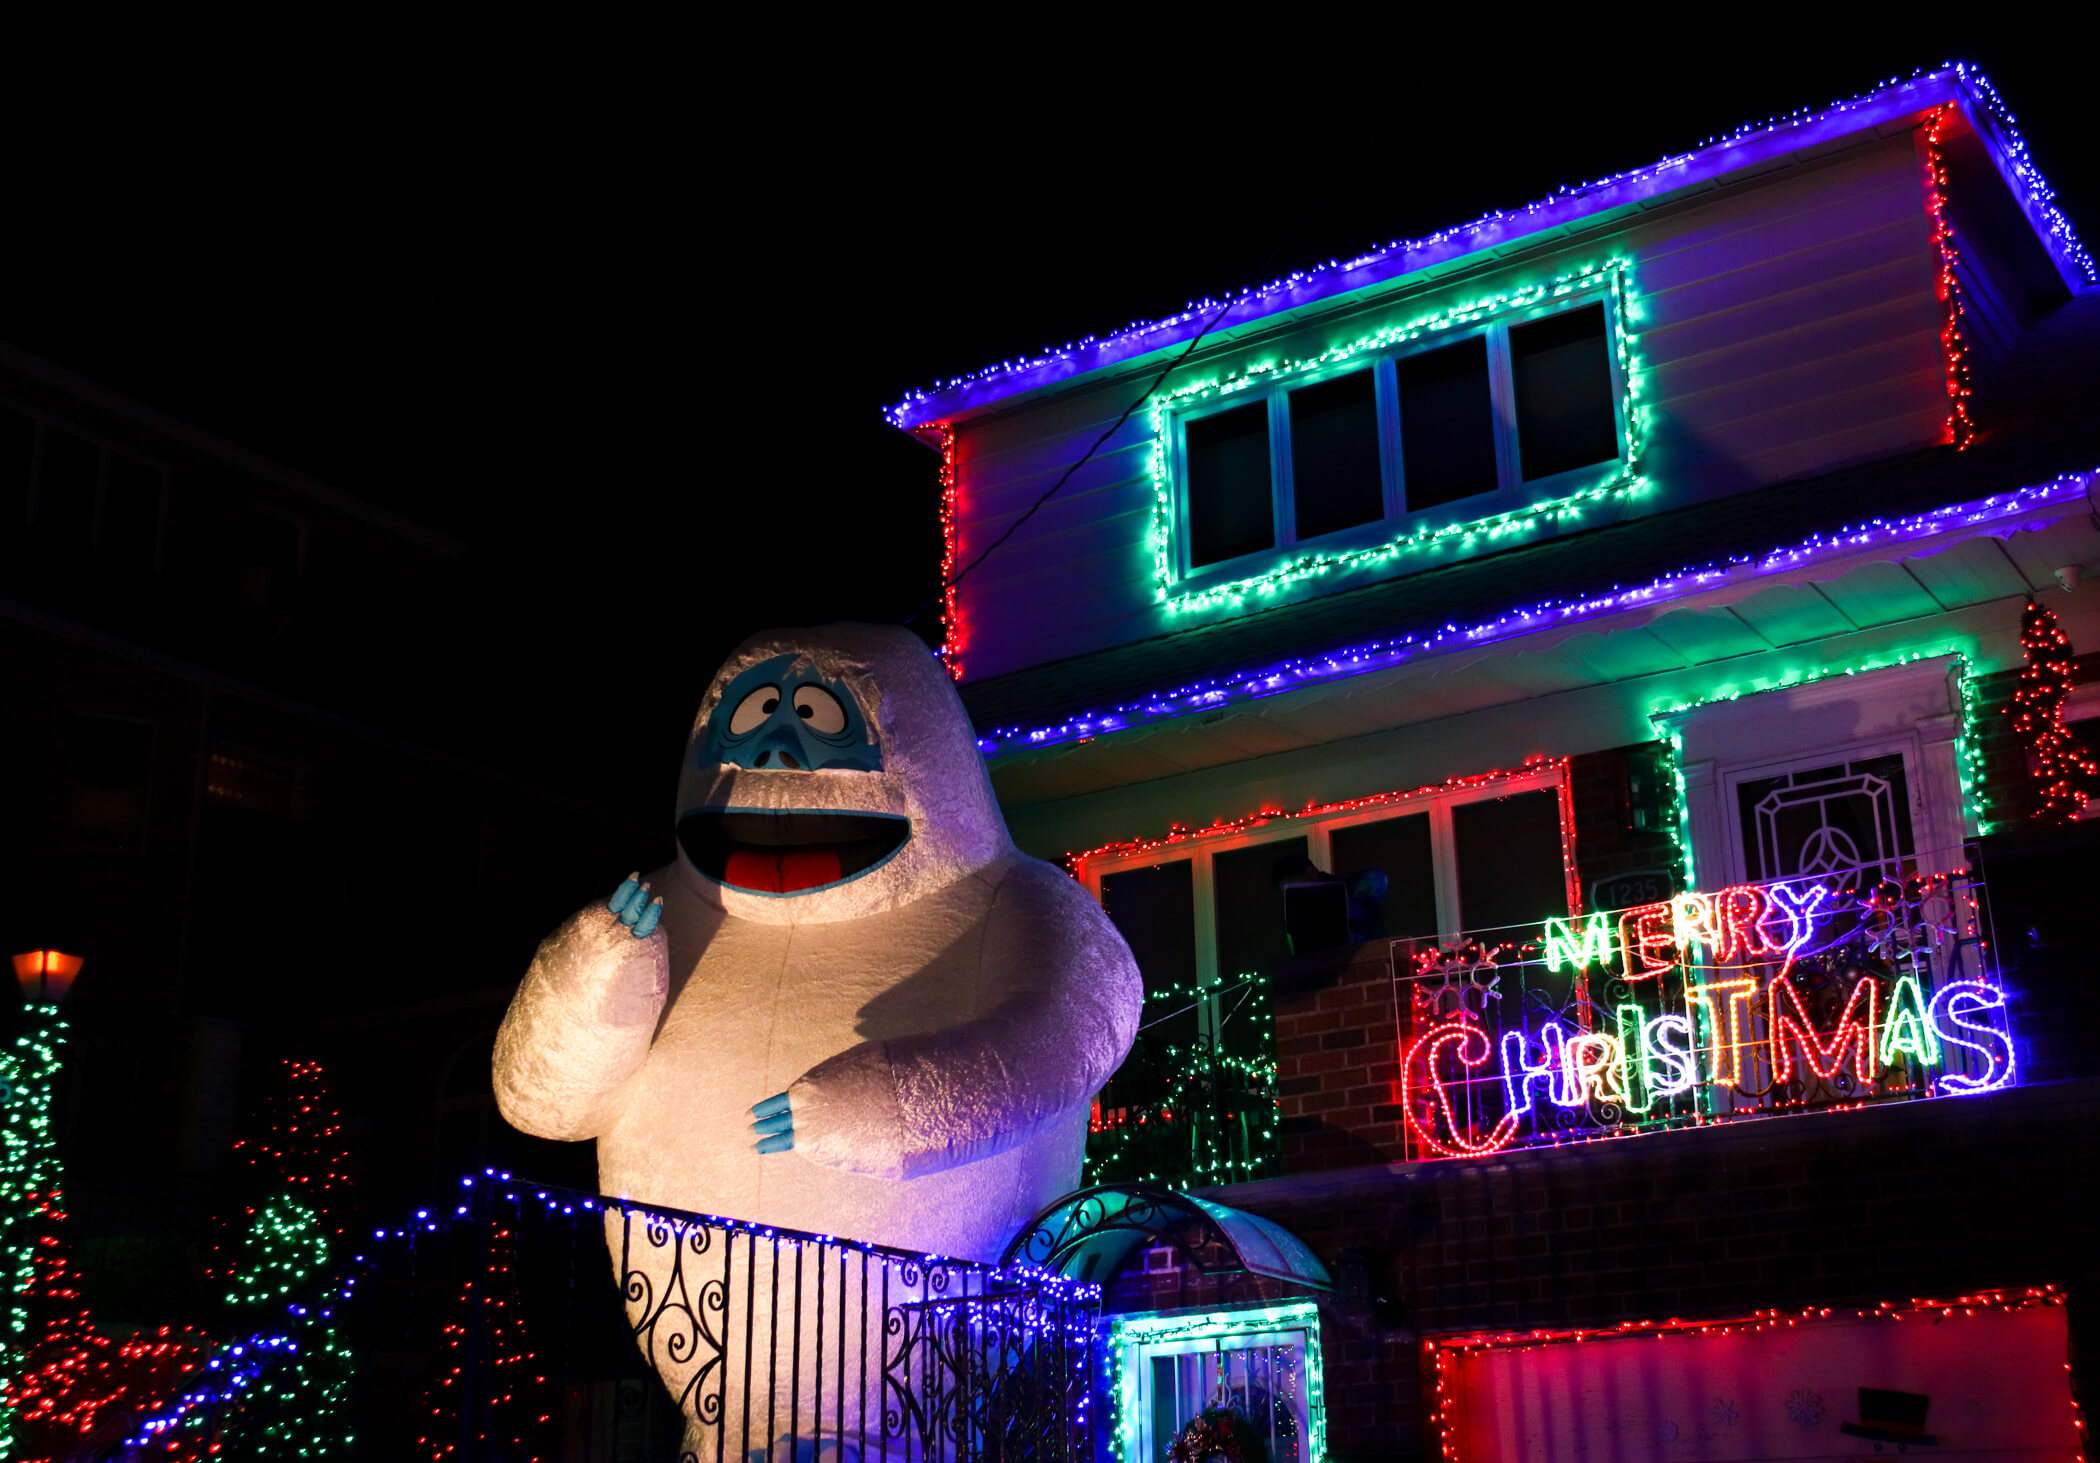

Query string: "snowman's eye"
[[728, 687, 780, 735], [793, 685, 848, 735]]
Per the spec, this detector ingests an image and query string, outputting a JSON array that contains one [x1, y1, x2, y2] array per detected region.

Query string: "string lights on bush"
[[1085, 972, 1279, 1189], [2009, 597, 2094, 823]]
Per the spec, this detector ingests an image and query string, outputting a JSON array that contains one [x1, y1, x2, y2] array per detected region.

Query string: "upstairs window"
[[1287, 369, 1383, 540], [1172, 287, 1627, 580], [6, 406, 168, 572], [1510, 303, 1618, 480], [1185, 401, 1274, 567]]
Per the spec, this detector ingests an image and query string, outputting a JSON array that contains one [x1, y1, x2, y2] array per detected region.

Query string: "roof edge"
[[888, 65, 2091, 434]]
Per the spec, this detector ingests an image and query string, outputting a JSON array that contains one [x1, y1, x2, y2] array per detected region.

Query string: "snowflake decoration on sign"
[[1709, 1398, 1739, 1429], [1654, 1419, 1679, 1443], [1785, 1389, 1824, 1428], [1414, 941, 1503, 1017]]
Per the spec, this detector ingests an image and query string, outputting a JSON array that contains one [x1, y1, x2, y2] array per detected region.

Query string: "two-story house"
[[894, 67, 2097, 1463]]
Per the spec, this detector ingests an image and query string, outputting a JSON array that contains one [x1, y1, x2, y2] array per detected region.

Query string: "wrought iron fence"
[[1393, 858, 2019, 1161], [128, 1176, 1102, 1463]]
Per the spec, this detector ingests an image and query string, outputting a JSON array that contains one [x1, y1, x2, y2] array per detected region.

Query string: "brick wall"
[[1133, 1079, 2100, 1463], [1274, 943, 1405, 1174]]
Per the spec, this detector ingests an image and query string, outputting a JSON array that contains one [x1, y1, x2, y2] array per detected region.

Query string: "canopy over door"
[[1000, 1184, 1332, 1291]]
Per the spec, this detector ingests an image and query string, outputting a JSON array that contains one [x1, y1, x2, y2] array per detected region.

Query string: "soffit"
[[985, 510, 2100, 811]]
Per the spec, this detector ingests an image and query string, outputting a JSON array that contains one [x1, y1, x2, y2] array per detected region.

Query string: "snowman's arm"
[[789, 860, 1142, 1180], [493, 885, 669, 1142]]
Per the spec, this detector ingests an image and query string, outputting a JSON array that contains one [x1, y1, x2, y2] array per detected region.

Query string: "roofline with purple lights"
[[891, 65, 2091, 433], [971, 468, 2098, 760]]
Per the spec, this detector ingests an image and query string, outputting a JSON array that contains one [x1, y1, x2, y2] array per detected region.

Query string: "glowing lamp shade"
[[12, 949, 82, 1005]]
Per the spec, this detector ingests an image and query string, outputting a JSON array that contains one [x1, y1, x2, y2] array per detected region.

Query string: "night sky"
[[11, 39, 2094, 823]]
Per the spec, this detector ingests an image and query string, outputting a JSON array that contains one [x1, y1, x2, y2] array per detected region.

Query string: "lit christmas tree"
[[207, 1057, 357, 1458], [0, 988, 210, 1459], [0, 998, 67, 1441], [418, 1194, 554, 1462], [2010, 598, 2097, 823]]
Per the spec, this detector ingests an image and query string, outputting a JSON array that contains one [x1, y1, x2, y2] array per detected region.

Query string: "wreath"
[[1168, 1407, 1269, 1463]]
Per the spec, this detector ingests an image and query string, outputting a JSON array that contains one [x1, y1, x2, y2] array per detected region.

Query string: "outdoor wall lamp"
[[12, 950, 83, 1006]]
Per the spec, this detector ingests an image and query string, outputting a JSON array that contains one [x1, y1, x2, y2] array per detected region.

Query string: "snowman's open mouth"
[[677, 810, 911, 895]]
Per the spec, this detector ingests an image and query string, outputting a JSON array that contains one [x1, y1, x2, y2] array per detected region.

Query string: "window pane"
[[1452, 790, 1566, 933], [1101, 861, 1198, 997], [66, 713, 152, 850], [1395, 335, 1498, 510], [1185, 401, 1274, 567], [229, 506, 303, 610], [1329, 812, 1439, 939], [101, 453, 162, 573], [35, 428, 98, 546], [1101, 861, 1198, 1102], [1214, 837, 1307, 978], [0, 408, 34, 531], [1288, 369, 1382, 540], [1511, 303, 1618, 480], [1735, 753, 1916, 884]]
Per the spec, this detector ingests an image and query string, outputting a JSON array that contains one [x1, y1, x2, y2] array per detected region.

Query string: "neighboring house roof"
[[960, 290, 2100, 765], [888, 65, 2091, 434]]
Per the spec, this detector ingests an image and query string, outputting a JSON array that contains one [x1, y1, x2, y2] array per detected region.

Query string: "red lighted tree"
[[2010, 598, 2097, 823], [417, 1200, 554, 1462]]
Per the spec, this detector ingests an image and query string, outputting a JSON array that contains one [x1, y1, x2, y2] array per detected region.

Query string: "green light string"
[[0, 1004, 66, 1456], [1149, 259, 1646, 613], [1650, 647, 1991, 839]]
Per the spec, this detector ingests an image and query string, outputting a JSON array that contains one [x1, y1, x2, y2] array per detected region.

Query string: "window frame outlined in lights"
[[1163, 274, 1635, 589]]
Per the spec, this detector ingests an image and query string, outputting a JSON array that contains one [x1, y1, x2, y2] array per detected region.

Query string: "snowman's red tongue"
[[724, 847, 844, 893]]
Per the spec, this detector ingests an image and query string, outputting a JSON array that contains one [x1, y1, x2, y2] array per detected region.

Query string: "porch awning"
[[999, 1184, 1331, 1291]]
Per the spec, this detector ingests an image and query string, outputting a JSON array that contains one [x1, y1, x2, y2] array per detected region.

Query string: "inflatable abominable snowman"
[[493, 623, 1142, 1453]]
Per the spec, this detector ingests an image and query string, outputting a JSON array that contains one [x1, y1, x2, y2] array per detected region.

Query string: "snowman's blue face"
[[697, 656, 881, 773], [683, 654, 903, 896]]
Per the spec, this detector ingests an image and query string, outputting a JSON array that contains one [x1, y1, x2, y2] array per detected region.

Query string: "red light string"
[[1427, 1287, 2081, 1463], [914, 422, 965, 680], [1067, 757, 1570, 880], [1924, 104, 1976, 450]]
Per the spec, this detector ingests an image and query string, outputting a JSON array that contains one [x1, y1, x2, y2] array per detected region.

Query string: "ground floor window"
[[1112, 1301, 1325, 1463], [1083, 762, 1576, 995]]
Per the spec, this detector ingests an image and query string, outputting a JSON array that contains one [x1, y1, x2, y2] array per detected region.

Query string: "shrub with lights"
[[1086, 972, 1279, 1189], [2009, 598, 2096, 823]]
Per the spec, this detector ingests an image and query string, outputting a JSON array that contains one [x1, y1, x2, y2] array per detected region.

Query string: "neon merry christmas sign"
[[1399, 870, 2017, 1161]]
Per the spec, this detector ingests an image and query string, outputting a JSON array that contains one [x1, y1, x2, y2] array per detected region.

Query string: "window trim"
[[8, 401, 171, 574], [1080, 764, 1577, 982], [1115, 1300, 1326, 1463], [1660, 656, 1973, 887], [1167, 283, 1631, 585]]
